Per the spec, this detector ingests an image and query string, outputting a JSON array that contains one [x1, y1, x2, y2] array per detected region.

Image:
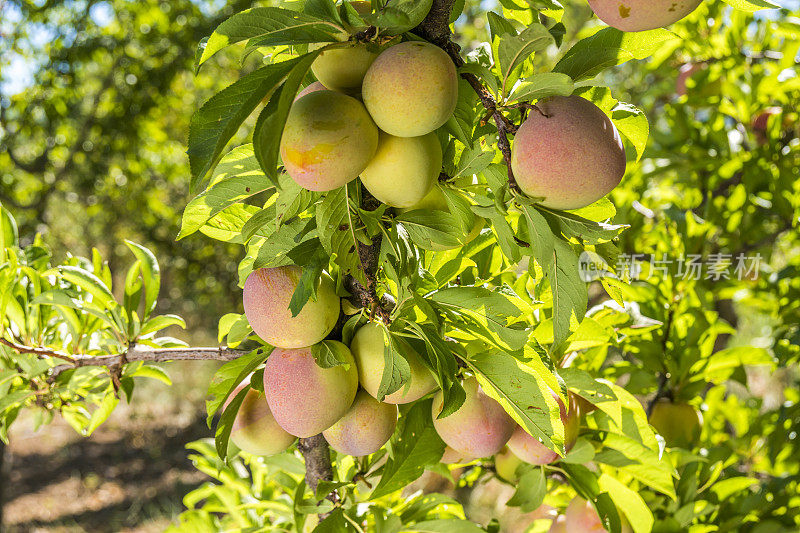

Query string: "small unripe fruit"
[[362, 41, 458, 137], [588, 0, 703, 32], [226, 379, 295, 456], [264, 343, 358, 438], [295, 81, 327, 101], [649, 400, 702, 448], [323, 389, 398, 456], [350, 322, 437, 404], [280, 91, 378, 191], [360, 132, 441, 208], [399, 186, 483, 250], [494, 446, 523, 482], [310, 42, 378, 93], [507, 391, 579, 465], [511, 95, 626, 210], [432, 377, 515, 458], [243, 266, 340, 349]]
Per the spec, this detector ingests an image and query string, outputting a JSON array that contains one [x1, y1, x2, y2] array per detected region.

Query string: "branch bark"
[[412, 0, 519, 190], [297, 434, 339, 517]]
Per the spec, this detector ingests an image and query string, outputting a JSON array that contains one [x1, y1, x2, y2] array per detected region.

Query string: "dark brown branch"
[[297, 434, 339, 518], [413, 1, 519, 191], [343, 187, 394, 324]]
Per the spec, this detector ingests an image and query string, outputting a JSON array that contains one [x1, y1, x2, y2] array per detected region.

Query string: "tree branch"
[[297, 434, 339, 517], [412, 0, 519, 190]]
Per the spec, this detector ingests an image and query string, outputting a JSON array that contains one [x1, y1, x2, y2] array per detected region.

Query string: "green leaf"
[[205, 348, 270, 427], [396, 210, 463, 250], [139, 314, 186, 337], [455, 145, 494, 178], [540, 207, 628, 245], [199, 204, 259, 244], [599, 473, 654, 533], [198, 7, 341, 67], [506, 467, 546, 512], [178, 145, 273, 239], [546, 239, 587, 348], [188, 59, 298, 192], [57, 265, 117, 310], [254, 49, 324, 185], [128, 364, 172, 386], [554, 28, 680, 81], [720, 0, 779, 11], [364, 0, 434, 35], [86, 392, 119, 436], [508, 72, 574, 103], [288, 263, 327, 318], [316, 186, 366, 285], [311, 340, 353, 370], [468, 350, 564, 452], [378, 333, 413, 401], [401, 520, 486, 533], [497, 24, 554, 94], [124, 241, 160, 318], [215, 385, 248, 460], [612, 103, 649, 162], [370, 399, 446, 499], [594, 432, 677, 498]]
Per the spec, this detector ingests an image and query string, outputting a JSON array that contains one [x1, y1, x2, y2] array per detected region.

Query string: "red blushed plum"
[[564, 497, 606, 533], [548, 515, 567, 533], [511, 95, 626, 211], [362, 41, 458, 137], [264, 343, 358, 438], [507, 391, 579, 465], [440, 446, 477, 465], [588, 0, 703, 32], [323, 389, 398, 456], [242, 266, 340, 349], [225, 379, 296, 456], [294, 81, 328, 101], [280, 91, 378, 191], [432, 377, 515, 458]]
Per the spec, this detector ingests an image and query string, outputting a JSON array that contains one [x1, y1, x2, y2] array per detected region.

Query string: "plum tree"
[[360, 132, 442, 208], [323, 389, 398, 456], [587, 0, 703, 32], [264, 343, 358, 438], [494, 446, 523, 482], [350, 322, 437, 404], [507, 392, 579, 465], [649, 400, 703, 447], [432, 377, 515, 457], [295, 81, 327, 101], [362, 41, 458, 137], [511, 95, 626, 210], [243, 266, 340, 349], [226, 379, 296, 456], [400, 185, 483, 250], [309, 42, 378, 93], [280, 91, 378, 191]]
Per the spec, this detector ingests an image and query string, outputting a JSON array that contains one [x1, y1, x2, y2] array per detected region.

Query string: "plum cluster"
[[281, 20, 632, 213], [234, 265, 602, 470]]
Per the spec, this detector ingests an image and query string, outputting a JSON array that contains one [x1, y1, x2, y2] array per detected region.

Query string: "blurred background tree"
[[0, 0, 256, 339]]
